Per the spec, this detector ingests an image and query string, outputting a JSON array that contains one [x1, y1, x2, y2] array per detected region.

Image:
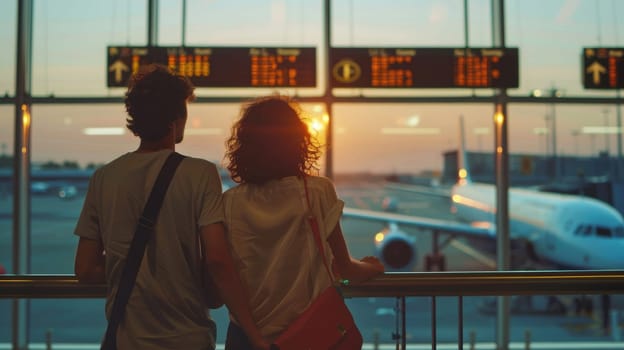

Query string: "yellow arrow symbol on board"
[[586, 61, 606, 85], [109, 60, 129, 83]]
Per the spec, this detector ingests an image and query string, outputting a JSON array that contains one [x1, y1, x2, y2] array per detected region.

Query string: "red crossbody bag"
[[272, 176, 363, 350]]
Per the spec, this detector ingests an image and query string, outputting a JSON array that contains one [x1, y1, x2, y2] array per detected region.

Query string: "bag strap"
[[302, 176, 334, 281], [101, 151, 185, 350]]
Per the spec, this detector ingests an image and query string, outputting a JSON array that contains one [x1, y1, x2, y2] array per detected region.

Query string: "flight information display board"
[[330, 47, 519, 88], [583, 47, 624, 89], [107, 46, 317, 88]]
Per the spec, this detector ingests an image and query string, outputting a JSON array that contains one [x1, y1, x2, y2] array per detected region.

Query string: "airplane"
[[341, 116, 624, 273], [341, 116, 624, 318]]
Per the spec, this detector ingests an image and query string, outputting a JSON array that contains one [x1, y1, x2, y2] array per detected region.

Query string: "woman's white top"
[[223, 176, 344, 340]]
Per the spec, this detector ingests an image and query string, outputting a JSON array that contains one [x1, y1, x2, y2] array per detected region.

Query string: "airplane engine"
[[374, 223, 417, 272]]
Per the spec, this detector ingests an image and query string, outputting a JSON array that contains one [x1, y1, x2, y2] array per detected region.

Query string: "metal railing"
[[2, 270, 624, 350], [2, 270, 624, 298]]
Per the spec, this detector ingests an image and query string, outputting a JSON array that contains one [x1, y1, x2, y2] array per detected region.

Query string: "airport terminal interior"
[[1, 0, 624, 349]]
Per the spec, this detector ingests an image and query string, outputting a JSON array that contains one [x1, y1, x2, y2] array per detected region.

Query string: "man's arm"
[[201, 222, 269, 350], [74, 237, 105, 284]]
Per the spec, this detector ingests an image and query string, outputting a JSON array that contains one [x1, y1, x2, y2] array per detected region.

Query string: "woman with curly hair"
[[222, 94, 384, 349]]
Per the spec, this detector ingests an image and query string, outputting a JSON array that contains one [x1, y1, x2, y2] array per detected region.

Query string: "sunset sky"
[[0, 0, 622, 174]]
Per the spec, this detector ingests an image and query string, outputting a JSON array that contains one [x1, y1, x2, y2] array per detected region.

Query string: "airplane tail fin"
[[458, 115, 472, 185]]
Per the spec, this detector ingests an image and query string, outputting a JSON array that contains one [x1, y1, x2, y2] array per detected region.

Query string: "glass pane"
[[332, 0, 467, 46], [507, 0, 624, 97], [0, 105, 13, 344], [31, 0, 147, 96], [0, 106, 12, 271], [29, 299, 106, 344], [0, 0, 16, 96], [186, 0, 322, 45], [508, 103, 624, 181], [25, 101, 328, 343], [183, 0, 324, 97], [333, 103, 494, 175], [158, 0, 183, 46], [331, 0, 496, 97]]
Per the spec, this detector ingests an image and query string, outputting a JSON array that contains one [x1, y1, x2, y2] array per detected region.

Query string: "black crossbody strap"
[[101, 152, 185, 350]]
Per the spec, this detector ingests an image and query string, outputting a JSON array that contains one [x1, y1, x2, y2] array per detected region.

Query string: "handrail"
[[1, 270, 624, 299]]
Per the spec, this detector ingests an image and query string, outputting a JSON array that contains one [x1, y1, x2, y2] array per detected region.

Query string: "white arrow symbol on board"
[[109, 60, 129, 83], [586, 61, 606, 85]]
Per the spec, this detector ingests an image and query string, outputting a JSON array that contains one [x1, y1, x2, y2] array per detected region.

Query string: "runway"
[[0, 179, 622, 347]]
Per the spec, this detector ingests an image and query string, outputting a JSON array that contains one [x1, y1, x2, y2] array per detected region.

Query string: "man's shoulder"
[[179, 155, 217, 168], [176, 156, 224, 184], [91, 153, 129, 176], [177, 155, 223, 174]]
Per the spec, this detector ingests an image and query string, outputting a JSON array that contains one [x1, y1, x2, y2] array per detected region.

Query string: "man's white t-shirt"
[[75, 149, 223, 350], [223, 175, 344, 340]]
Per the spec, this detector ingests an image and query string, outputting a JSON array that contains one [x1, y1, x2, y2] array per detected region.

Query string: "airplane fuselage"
[[451, 182, 624, 269]]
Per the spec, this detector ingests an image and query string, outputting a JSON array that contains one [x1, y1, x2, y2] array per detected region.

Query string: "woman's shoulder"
[[223, 182, 245, 197], [306, 176, 339, 199], [307, 175, 335, 188]]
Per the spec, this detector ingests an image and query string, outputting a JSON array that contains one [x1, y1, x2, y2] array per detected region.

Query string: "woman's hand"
[[360, 255, 385, 274], [250, 336, 271, 350]]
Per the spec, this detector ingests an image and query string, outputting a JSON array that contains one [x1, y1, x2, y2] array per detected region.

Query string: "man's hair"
[[124, 64, 195, 141], [225, 94, 321, 185]]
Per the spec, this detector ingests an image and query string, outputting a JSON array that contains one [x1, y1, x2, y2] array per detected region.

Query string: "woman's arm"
[[327, 223, 385, 283]]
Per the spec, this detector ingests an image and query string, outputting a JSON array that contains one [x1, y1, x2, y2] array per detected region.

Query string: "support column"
[[617, 90, 623, 180], [323, 0, 333, 179], [13, 0, 34, 349], [147, 0, 159, 46], [492, 0, 510, 349]]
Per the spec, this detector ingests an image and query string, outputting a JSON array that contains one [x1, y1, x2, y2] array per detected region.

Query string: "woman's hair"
[[124, 64, 195, 141], [225, 95, 322, 184]]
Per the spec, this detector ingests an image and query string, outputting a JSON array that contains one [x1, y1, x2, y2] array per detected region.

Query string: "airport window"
[[0, 299, 7, 342], [26, 101, 328, 269], [332, 103, 494, 177], [331, 0, 482, 47], [331, 0, 497, 98], [31, 0, 147, 96], [184, 0, 323, 46], [0, 0, 16, 96], [508, 104, 622, 181], [3, 0, 624, 348], [0, 106, 12, 273], [0, 106, 12, 343], [506, 0, 623, 97]]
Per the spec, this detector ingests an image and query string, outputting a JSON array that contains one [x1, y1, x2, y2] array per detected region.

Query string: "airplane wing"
[[342, 206, 495, 240], [384, 182, 451, 199]]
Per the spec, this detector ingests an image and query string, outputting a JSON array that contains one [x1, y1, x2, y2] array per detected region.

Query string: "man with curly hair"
[[74, 64, 268, 350]]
